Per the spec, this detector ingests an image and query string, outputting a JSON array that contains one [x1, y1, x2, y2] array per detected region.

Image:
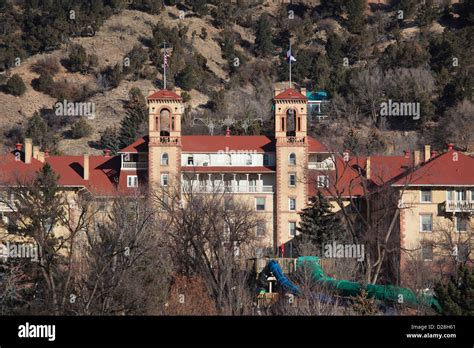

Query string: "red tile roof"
[[393, 150, 474, 186], [147, 90, 182, 100], [274, 88, 307, 100], [182, 166, 275, 173], [119, 135, 327, 153]]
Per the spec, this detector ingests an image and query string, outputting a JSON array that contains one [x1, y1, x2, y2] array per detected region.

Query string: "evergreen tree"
[[417, 0, 439, 27], [70, 118, 93, 139], [325, 33, 345, 68], [175, 64, 199, 91], [345, 0, 367, 34], [26, 112, 49, 149], [434, 265, 474, 315], [254, 14, 274, 58], [118, 89, 147, 148], [99, 127, 120, 154], [5, 74, 26, 96], [296, 191, 344, 249], [397, 0, 417, 20]]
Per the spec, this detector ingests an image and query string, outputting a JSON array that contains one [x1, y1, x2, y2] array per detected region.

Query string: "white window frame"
[[289, 153, 296, 166], [127, 175, 138, 188], [288, 173, 296, 187], [187, 155, 194, 165], [420, 214, 433, 233], [255, 197, 266, 211], [289, 198, 296, 211], [161, 173, 169, 187], [289, 221, 296, 237], [420, 189, 432, 203], [161, 153, 169, 166]]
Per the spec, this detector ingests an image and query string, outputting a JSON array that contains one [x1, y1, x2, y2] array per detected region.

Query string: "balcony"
[[182, 183, 273, 194], [277, 136, 306, 145], [122, 162, 148, 170], [308, 161, 335, 170], [445, 200, 474, 212]]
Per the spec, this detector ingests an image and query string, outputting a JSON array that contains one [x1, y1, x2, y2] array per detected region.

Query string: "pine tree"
[[99, 127, 120, 154], [434, 265, 474, 315], [26, 112, 49, 148], [175, 64, 198, 91], [118, 89, 147, 148], [296, 191, 344, 248], [345, 0, 367, 34], [254, 14, 274, 58], [5, 74, 26, 96], [417, 0, 439, 27]]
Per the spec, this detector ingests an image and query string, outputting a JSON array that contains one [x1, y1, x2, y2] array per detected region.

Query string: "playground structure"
[[257, 256, 441, 313]]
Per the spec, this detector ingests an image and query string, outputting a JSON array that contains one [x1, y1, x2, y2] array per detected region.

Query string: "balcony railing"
[[160, 136, 180, 145], [445, 200, 474, 212], [277, 136, 306, 145], [122, 162, 148, 170], [182, 183, 273, 194], [308, 161, 335, 170]]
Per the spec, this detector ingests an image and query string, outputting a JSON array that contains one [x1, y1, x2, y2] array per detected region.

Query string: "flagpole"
[[289, 42, 292, 89], [163, 42, 167, 89]]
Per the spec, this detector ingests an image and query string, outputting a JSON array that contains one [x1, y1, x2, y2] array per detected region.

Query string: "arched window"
[[289, 153, 296, 166], [161, 153, 169, 166]]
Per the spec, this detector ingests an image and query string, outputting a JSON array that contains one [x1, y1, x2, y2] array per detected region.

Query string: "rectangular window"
[[289, 198, 296, 211], [421, 242, 433, 261], [289, 174, 296, 187], [187, 155, 194, 165], [420, 189, 432, 203], [447, 190, 454, 201], [256, 197, 265, 211], [127, 175, 138, 188], [317, 175, 329, 188], [256, 222, 265, 237], [471, 190, 474, 201], [456, 217, 468, 232], [289, 222, 296, 237], [263, 154, 269, 166], [457, 190, 467, 201], [161, 173, 169, 187], [420, 214, 433, 232]]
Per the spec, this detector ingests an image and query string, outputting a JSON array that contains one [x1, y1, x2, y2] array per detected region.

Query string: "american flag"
[[163, 49, 169, 68]]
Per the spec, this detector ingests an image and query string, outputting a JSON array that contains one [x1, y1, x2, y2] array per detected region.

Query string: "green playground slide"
[[296, 256, 441, 312]]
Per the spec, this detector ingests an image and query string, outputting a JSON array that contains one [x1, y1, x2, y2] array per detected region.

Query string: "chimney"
[[148, 89, 155, 97], [37, 151, 45, 163], [447, 143, 454, 150], [366, 157, 371, 180], [83, 154, 90, 180], [225, 127, 231, 137], [301, 87, 307, 96], [15, 143, 23, 151], [274, 88, 281, 97], [44, 149, 50, 158], [24, 138, 32, 164], [32, 146, 40, 160], [175, 87, 182, 96], [104, 149, 111, 157], [431, 150, 438, 158], [424, 145, 431, 162], [413, 150, 421, 167], [403, 150, 410, 159]]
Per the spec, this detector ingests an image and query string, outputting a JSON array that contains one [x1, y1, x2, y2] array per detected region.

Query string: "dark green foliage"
[[319, 0, 344, 17], [345, 0, 367, 34], [5, 74, 26, 96], [66, 44, 98, 73], [396, 0, 417, 20], [123, 45, 149, 78], [254, 14, 274, 58], [187, 0, 208, 16], [98, 127, 120, 154], [70, 118, 93, 139], [118, 88, 148, 148], [296, 191, 344, 248], [175, 64, 199, 90], [434, 265, 474, 315], [417, 0, 440, 27], [326, 33, 345, 68], [129, 0, 164, 14], [25, 112, 57, 151]]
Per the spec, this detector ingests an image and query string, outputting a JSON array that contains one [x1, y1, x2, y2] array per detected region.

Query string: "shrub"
[[5, 74, 26, 96], [70, 118, 93, 139]]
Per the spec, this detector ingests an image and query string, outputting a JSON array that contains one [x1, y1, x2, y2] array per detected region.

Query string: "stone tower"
[[147, 88, 183, 192], [274, 87, 309, 254]]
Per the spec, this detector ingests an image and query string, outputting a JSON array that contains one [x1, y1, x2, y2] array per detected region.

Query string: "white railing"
[[122, 162, 148, 170], [445, 200, 474, 212], [308, 161, 335, 170], [182, 183, 273, 194]]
